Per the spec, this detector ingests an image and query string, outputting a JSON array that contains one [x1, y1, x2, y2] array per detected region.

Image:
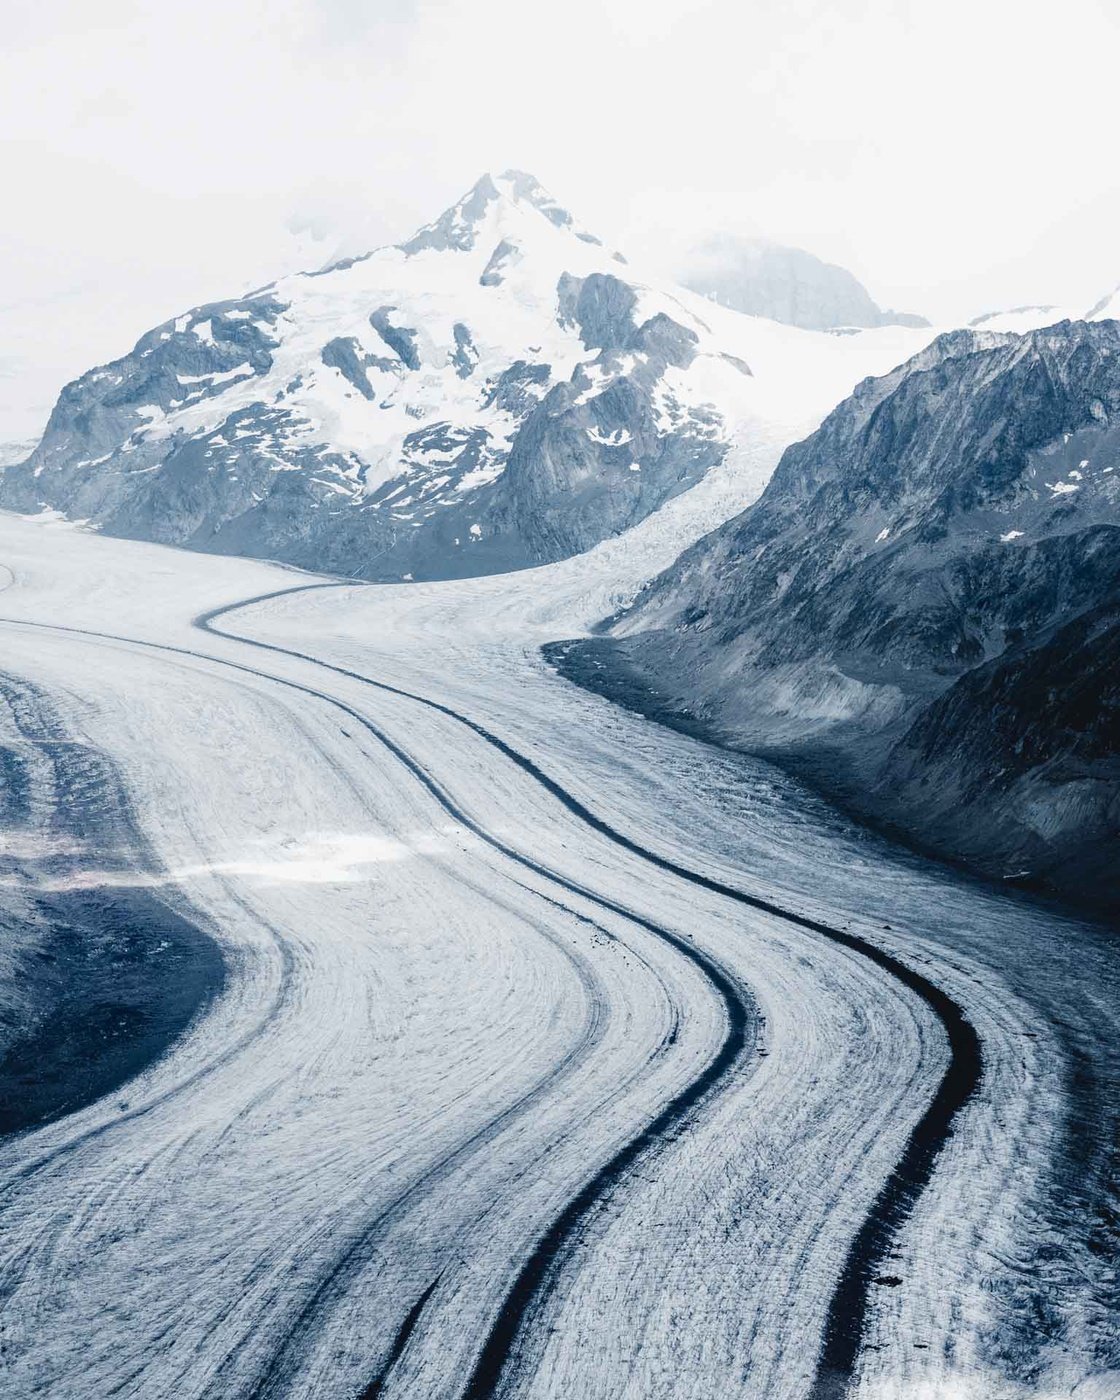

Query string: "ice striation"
[[0, 511, 1115, 1400]]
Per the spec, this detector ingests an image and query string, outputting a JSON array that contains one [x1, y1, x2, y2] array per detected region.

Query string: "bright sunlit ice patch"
[[0, 828, 461, 892]]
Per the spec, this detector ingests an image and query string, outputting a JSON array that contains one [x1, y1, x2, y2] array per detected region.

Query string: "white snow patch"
[[587, 426, 632, 447], [454, 463, 505, 493]]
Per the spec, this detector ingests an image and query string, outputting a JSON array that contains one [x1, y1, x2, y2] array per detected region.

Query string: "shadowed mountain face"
[[679, 237, 929, 331], [553, 319, 1120, 914], [0, 172, 751, 582]]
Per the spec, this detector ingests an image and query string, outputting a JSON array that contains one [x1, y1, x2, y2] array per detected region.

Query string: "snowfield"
[[2, 171, 944, 584], [0, 510, 1116, 1400]]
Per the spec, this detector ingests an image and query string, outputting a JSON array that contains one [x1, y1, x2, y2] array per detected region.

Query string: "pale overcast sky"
[[3, 0, 1119, 440]]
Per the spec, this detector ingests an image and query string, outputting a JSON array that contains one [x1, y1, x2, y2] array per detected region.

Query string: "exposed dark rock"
[[450, 323, 479, 378], [321, 336, 399, 398], [557, 320, 1120, 916], [399, 173, 501, 255], [480, 240, 519, 287], [557, 272, 639, 351], [369, 307, 421, 370], [0, 675, 224, 1136]]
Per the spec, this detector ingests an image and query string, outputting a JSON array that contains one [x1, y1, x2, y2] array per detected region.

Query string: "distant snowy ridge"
[[0, 172, 936, 582], [967, 284, 1120, 333], [678, 236, 929, 331]]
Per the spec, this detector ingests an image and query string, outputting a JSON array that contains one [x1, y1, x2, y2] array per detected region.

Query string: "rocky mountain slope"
[[679, 236, 928, 331], [3, 172, 874, 582], [552, 316, 1120, 914]]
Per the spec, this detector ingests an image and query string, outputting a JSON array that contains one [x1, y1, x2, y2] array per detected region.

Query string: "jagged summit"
[[399, 170, 605, 257], [492, 170, 604, 244], [313, 170, 608, 277], [1, 169, 797, 581], [1, 168, 936, 585]]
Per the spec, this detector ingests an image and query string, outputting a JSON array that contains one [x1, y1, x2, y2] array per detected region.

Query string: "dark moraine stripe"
[[197, 586, 982, 1400], [0, 588, 981, 1399]]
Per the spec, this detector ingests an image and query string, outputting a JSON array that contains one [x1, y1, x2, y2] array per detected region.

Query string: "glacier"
[[0, 505, 1115, 1399]]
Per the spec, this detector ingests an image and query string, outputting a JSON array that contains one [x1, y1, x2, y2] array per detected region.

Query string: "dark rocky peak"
[[36, 293, 287, 456], [557, 272, 638, 351], [765, 321, 1120, 513], [629, 313, 698, 369], [556, 273, 700, 370]]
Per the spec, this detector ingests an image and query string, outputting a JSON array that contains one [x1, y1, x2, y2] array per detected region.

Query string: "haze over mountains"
[[0, 174, 858, 580], [0, 174, 949, 585], [6, 1, 1120, 1394], [678, 236, 930, 331]]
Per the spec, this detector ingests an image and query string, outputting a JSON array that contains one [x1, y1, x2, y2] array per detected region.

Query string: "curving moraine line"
[[0, 610, 757, 1400], [200, 583, 984, 1400], [233, 873, 688, 1400], [1, 572, 983, 1400]]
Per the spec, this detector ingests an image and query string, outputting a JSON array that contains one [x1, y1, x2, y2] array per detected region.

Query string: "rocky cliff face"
[[553, 318, 1120, 914], [0, 173, 762, 581], [679, 237, 928, 331]]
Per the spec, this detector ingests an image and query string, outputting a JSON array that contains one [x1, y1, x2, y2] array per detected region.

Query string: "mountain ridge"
[[0, 172, 936, 582], [551, 316, 1120, 914], [0, 173, 738, 578]]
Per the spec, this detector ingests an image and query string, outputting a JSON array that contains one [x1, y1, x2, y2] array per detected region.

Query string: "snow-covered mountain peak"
[[396, 169, 609, 261], [490, 169, 606, 246], [3, 172, 939, 583]]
